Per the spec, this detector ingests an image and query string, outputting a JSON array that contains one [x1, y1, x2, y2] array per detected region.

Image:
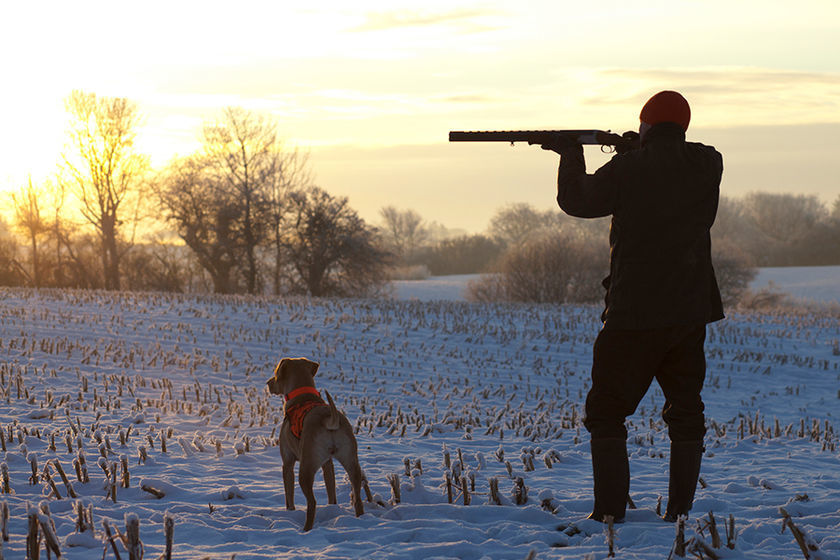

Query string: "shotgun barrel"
[[448, 129, 633, 150]]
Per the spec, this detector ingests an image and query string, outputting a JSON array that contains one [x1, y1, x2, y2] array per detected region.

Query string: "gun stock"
[[448, 129, 635, 151]]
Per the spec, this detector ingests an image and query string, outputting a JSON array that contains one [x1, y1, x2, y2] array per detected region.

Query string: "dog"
[[266, 357, 364, 531]]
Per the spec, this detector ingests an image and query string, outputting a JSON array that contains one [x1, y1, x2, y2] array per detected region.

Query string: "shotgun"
[[448, 129, 639, 152]]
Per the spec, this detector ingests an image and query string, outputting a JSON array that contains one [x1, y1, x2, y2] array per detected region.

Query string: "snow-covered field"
[[1, 285, 839, 559]]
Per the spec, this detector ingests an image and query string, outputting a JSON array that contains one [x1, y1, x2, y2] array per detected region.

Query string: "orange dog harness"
[[284, 386, 327, 439]]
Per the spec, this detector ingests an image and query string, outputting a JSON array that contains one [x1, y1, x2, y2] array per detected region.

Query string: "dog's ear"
[[306, 359, 320, 377], [274, 358, 288, 378]]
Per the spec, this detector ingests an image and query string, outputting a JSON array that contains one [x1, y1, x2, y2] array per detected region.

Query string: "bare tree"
[[712, 196, 748, 243], [61, 90, 148, 290], [15, 179, 92, 288], [468, 233, 606, 304], [513, 233, 605, 303], [279, 187, 393, 297], [156, 108, 310, 294], [11, 178, 49, 286], [488, 203, 559, 247], [379, 206, 429, 258], [47, 181, 73, 288], [743, 192, 826, 243], [0, 217, 25, 286], [57, 231, 107, 289], [122, 237, 192, 293], [44, 182, 103, 289], [712, 238, 757, 306], [157, 156, 242, 294], [414, 234, 503, 275], [265, 146, 312, 295], [201, 107, 279, 294], [425, 221, 466, 245]]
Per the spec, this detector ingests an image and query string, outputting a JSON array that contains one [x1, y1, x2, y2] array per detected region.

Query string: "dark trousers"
[[584, 324, 707, 442]]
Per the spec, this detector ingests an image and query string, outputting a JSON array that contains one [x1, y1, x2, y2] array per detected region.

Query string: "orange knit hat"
[[639, 91, 691, 131]]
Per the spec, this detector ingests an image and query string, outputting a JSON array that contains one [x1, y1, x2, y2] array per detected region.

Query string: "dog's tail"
[[323, 389, 341, 431]]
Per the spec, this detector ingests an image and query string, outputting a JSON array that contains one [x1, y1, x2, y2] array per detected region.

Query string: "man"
[[545, 91, 724, 523]]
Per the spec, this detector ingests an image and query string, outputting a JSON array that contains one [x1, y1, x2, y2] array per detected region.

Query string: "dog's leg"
[[350, 461, 365, 517], [298, 458, 318, 532], [322, 459, 337, 505], [337, 455, 365, 518], [282, 460, 297, 511]]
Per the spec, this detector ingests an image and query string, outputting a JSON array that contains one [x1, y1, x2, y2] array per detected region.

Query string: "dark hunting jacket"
[[556, 122, 725, 330]]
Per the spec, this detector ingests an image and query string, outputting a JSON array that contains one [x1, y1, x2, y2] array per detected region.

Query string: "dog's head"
[[267, 357, 320, 396]]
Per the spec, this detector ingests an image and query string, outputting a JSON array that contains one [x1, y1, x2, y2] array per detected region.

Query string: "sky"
[[2, 0, 839, 233]]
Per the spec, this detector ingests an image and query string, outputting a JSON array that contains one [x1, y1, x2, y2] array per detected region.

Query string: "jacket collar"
[[642, 122, 686, 146]]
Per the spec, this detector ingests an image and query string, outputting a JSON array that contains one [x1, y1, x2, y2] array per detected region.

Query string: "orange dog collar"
[[285, 386, 321, 402]]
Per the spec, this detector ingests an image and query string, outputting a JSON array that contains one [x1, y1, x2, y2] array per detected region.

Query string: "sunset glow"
[[2, 0, 839, 231]]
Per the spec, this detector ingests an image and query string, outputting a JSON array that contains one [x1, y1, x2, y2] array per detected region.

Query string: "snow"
[[0, 284, 838, 559], [392, 273, 479, 302], [751, 266, 840, 303]]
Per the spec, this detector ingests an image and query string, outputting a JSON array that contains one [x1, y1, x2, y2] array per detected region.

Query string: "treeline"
[[1, 93, 393, 297], [383, 193, 840, 276], [714, 192, 840, 266], [381, 195, 839, 305]]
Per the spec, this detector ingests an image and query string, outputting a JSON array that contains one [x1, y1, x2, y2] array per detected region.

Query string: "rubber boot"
[[588, 437, 629, 523], [663, 440, 704, 522]]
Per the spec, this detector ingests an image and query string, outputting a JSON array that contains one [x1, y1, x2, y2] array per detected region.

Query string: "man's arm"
[[552, 143, 620, 219]]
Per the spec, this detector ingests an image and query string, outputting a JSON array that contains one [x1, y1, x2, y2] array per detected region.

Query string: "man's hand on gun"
[[540, 130, 640, 156], [614, 131, 640, 154], [539, 134, 583, 155]]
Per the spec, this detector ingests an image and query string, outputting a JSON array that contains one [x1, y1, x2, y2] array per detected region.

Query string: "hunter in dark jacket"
[[548, 91, 723, 524]]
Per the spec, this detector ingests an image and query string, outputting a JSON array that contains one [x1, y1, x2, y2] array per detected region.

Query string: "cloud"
[[573, 67, 840, 126]]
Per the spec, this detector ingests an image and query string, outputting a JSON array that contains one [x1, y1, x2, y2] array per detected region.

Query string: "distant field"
[[751, 265, 840, 302], [392, 266, 840, 303]]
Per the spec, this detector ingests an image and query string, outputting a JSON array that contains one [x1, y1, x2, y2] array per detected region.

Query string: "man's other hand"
[[540, 137, 583, 155]]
